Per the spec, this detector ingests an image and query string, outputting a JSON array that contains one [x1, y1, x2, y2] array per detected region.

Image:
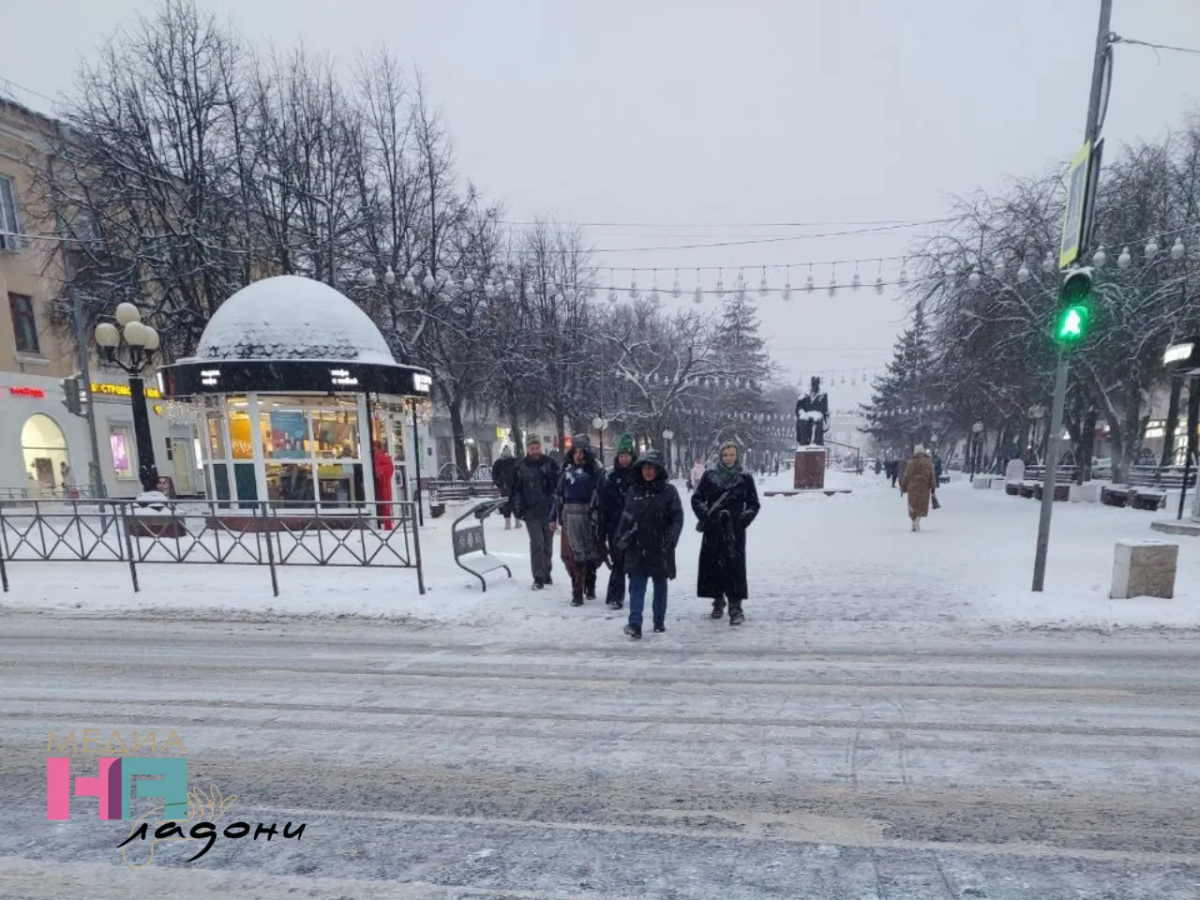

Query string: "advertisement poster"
[[270, 411, 307, 458]]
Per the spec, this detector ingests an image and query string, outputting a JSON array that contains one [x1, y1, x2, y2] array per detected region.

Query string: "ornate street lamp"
[[662, 428, 675, 472], [95, 303, 161, 493], [970, 420, 985, 482], [592, 415, 608, 463]]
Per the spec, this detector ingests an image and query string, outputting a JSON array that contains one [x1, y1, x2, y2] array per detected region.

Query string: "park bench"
[[451, 498, 512, 591], [1102, 465, 1196, 511], [1016, 465, 1076, 501]]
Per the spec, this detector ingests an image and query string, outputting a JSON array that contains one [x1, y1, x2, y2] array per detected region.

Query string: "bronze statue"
[[795, 376, 830, 446]]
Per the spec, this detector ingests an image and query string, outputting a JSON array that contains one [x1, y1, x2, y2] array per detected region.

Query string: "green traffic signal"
[[1054, 267, 1093, 345]]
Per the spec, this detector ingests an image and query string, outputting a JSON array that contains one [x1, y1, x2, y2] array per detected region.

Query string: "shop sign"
[[9, 386, 45, 398], [330, 368, 359, 387], [200, 368, 221, 387], [91, 382, 162, 399], [413, 373, 432, 394]]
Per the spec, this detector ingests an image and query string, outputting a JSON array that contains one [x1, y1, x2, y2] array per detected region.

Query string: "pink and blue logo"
[[46, 756, 188, 821]]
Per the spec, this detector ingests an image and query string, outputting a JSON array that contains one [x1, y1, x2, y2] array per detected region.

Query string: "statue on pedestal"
[[795, 376, 830, 447]]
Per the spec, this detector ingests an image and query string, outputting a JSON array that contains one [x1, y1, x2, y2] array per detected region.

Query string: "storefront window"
[[21, 414, 70, 496], [206, 412, 226, 460], [109, 425, 135, 479], [260, 409, 310, 459], [317, 462, 363, 505], [227, 410, 254, 459], [312, 409, 359, 459], [265, 463, 315, 503]]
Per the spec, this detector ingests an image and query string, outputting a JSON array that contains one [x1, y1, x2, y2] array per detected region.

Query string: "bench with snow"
[[451, 498, 512, 592], [1110, 538, 1178, 600], [1012, 465, 1076, 501], [1102, 465, 1196, 511]]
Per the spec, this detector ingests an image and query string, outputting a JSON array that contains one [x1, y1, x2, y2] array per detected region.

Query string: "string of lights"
[[1112, 34, 1200, 58]]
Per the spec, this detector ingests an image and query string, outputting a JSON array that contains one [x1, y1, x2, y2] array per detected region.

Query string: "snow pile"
[[190, 275, 397, 365], [4, 470, 1200, 638]]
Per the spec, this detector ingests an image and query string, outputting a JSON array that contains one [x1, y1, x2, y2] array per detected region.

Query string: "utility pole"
[[1032, 0, 1113, 592], [71, 284, 106, 500]]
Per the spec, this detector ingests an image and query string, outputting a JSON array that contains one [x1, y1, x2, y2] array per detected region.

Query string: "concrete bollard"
[[1110, 538, 1179, 599]]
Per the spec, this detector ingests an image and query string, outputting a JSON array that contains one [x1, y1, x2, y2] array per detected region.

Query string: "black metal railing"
[[0, 498, 423, 597]]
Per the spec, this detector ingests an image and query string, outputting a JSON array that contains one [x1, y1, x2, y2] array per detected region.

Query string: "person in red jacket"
[[373, 441, 395, 530]]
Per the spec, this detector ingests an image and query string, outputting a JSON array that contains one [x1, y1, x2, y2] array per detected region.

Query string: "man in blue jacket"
[[600, 434, 638, 610]]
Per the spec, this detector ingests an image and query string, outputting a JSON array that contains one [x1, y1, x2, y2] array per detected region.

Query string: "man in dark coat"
[[491, 445, 518, 530], [510, 436, 560, 589], [600, 434, 638, 610], [614, 450, 684, 639], [691, 441, 760, 626]]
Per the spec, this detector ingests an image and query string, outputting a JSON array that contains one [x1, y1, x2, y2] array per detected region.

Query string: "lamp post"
[[592, 416, 608, 464], [94, 303, 161, 493], [1028, 404, 1046, 462], [970, 420, 984, 482], [662, 429, 674, 473]]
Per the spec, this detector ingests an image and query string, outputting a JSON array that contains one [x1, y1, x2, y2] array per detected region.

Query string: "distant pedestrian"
[[491, 445, 518, 529], [372, 441, 395, 530], [554, 435, 606, 606], [692, 442, 760, 626], [510, 437, 560, 589], [600, 434, 638, 610], [900, 444, 935, 532], [615, 450, 684, 639], [689, 459, 705, 492]]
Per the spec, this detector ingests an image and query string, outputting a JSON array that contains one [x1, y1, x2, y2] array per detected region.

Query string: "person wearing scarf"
[[691, 442, 760, 625]]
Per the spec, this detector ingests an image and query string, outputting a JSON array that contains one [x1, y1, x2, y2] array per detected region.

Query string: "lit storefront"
[[0, 372, 200, 498], [161, 275, 432, 512]]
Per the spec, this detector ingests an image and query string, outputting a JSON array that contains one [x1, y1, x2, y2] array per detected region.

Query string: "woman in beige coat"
[[900, 444, 935, 531]]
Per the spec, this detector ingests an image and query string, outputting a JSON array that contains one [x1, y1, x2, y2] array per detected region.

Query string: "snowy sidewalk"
[[3, 470, 1200, 637]]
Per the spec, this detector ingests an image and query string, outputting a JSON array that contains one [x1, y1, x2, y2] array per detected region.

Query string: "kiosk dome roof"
[[193, 276, 396, 365]]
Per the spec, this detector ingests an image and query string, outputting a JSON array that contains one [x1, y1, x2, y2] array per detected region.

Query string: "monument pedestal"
[[794, 447, 827, 490]]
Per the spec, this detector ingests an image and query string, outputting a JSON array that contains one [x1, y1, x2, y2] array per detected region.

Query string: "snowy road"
[[2, 614, 1198, 898]]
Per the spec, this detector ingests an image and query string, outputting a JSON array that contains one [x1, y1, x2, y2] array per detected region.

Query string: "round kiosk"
[[161, 275, 432, 525]]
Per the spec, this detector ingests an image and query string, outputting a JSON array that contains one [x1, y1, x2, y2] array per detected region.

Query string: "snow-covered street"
[[5, 470, 1200, 638], [3, 474, 1200, 897], [1, 614, 1198, 898]]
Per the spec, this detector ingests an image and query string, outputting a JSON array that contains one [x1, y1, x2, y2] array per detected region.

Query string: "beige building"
[[0, 96, 201, 499]]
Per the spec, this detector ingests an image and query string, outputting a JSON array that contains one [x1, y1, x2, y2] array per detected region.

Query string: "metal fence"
[[0, 498, 423, 597]]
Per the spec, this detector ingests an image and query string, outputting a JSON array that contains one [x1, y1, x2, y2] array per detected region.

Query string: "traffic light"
[[59, 373, 87, 417], [1054, 266, 1093, 346]]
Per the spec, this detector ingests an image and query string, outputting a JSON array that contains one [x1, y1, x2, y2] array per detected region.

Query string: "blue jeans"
[[628, 575, 667, 629]]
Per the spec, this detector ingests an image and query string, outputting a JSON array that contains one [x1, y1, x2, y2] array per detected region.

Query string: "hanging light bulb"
[[898, 266, 908, 287], [1015, 262, 1029, 284], [736, 269, 747, 300], [968, 268, 981, 288], [423, 272, 436, 291], [630, 277, 639, 299], [758, 268, 769, 297], [852, 271, 862, 292], [992, 252, 1004, 273], [828, 276, 837, 297], [1172, 236, 1185, 260], [782, 279, 792, 301], [693, 285, 703, 304], [554, 291, 564, 303], [716, 271, 725, 297], [504, 276, 515, 294], [875, 276, 884, 295], [805, 272, 814, 293], [565, 286, 576, 302], [1118, 246, 1132, 269], [672, 271, 682, 299], [1146, 238, 1159, 260], [404, 270, 416, 291], [384, 266, 396, 286], [485, 280, 496, 298], [444, 275, 457, 294], [462, 274, 475, 293], [363, 270, 377, 288], [1092, 245, 1106, 268], [608, 287, 618, 303], [1042, 251, 1055, 274]]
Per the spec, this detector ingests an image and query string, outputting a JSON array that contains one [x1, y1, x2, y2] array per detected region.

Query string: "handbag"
[[931, 491, 941, 510], [695, 482, 738, 532]]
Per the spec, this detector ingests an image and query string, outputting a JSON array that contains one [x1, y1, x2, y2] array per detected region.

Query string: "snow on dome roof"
[[192, 275, 397, 365]]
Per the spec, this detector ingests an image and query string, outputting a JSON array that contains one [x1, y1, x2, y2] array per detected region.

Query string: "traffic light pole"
[[70, 282, 106, 501], [1032, 0, 1112, 592]]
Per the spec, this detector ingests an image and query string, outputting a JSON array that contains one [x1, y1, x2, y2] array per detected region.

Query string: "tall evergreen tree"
[[861, 303, 938, 451]]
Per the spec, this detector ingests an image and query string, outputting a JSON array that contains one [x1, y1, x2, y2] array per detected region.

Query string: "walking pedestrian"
[[600, 434, 638, 610], [615, 450, 684, 639], [689, 459, 705, 492], [510, 437, 560, 589], [555, 434, 606, 606], [692, 442, 760, 626], [900, 443, 935, 532], [491, 445, 518, 529]]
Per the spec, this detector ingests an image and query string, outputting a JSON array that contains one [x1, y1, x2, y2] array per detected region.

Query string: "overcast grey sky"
[[7, 0, 1200, 404]]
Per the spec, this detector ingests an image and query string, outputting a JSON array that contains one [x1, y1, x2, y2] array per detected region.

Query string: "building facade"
[[0, 96, 200, 499]]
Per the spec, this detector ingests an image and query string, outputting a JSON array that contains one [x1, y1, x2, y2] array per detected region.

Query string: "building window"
[[110, 426, 135, 478], [0, 176, 21, 251], [9, 293, 39, 355], [21, 414, 69, 498]]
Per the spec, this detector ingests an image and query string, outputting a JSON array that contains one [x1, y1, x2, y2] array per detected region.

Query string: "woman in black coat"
[[691, 441, 760, 626], [614, 450, 684, 639]]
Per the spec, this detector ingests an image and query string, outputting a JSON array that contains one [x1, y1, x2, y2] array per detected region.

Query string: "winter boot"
[[504, 519, 511, 530], [570, 591, 584, 607], [711, 598, 726, 620], [585, 570, 597, 601], [653, 621, 665, 633], [728, 602, 745, 626], [607, 599, 622, 610], [532, 580, 545, 590], [915, 518, 922, 532], [544, 575, 554, 586], [623, 624, 642, 639]]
